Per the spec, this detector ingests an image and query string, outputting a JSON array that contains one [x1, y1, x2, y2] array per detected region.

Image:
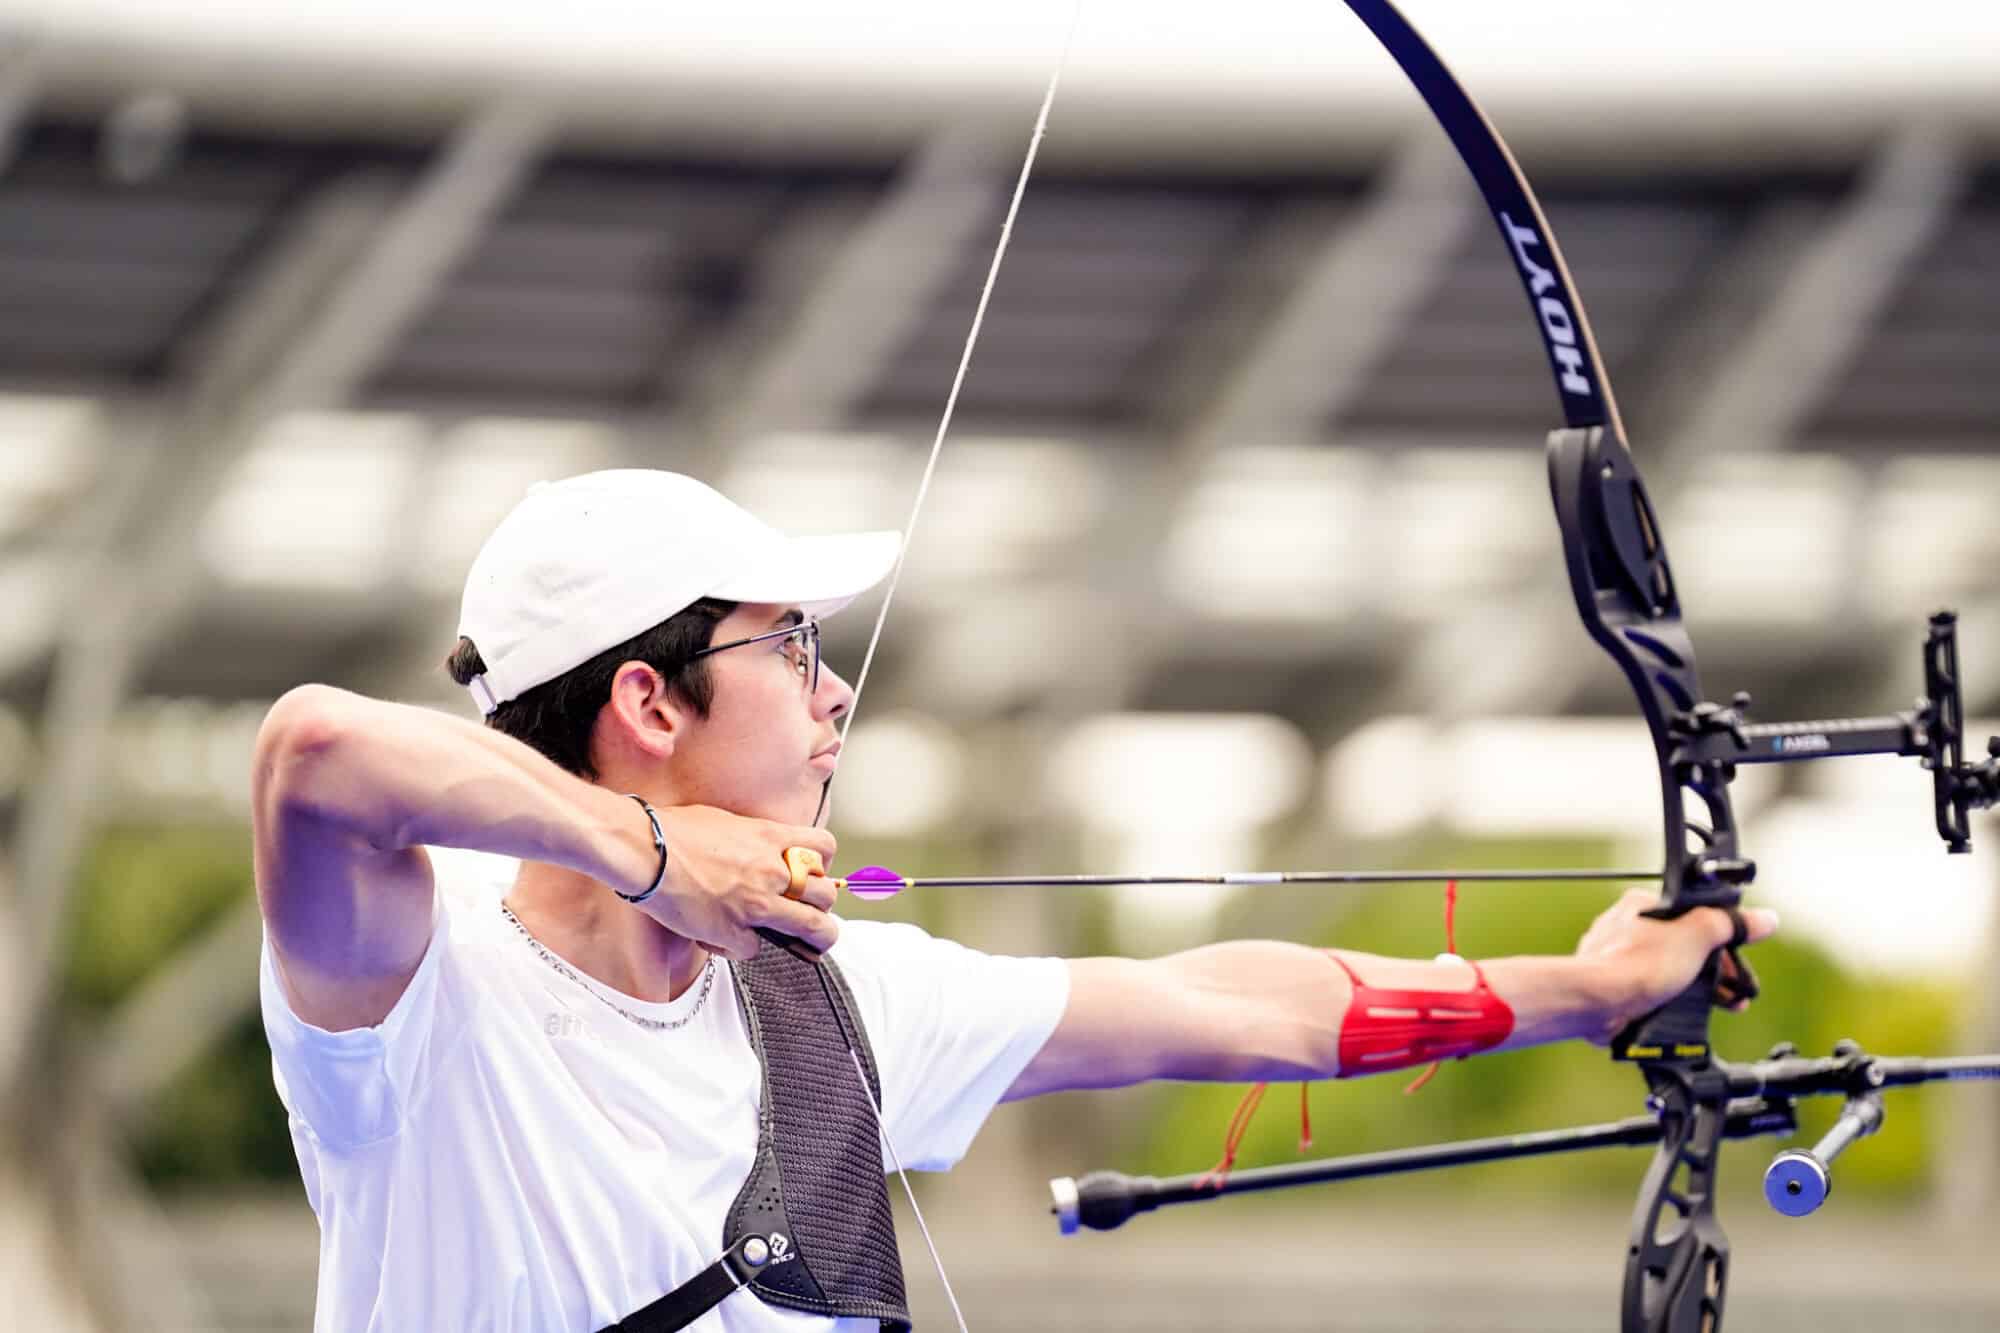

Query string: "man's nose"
[[816, 663, 855, 719]]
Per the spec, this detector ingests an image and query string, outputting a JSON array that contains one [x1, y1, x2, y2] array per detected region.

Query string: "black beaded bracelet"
[[615, 793, 668, 904]]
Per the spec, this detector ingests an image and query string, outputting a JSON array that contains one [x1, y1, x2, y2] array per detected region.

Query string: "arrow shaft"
[[847, 868, 1660, 890]]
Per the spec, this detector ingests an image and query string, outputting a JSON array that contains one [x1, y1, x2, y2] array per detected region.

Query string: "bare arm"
[[1003, 944, 1617, 1100], [1004, 893, 1777, 1100], [252, 684, 837, 1032]]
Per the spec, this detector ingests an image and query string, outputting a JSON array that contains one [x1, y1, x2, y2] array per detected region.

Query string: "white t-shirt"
[[259, 853, 1069, 1333]]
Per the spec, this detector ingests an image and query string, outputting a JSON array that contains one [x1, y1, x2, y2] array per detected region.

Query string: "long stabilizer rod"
[[1050, 1100, 1796, 1234]]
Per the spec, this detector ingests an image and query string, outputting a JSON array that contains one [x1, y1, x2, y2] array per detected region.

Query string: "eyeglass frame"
[[685, 617, 821, 693]]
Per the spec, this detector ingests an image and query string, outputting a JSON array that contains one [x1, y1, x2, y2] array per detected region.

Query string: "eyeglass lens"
[[788, 623, 820, 692]]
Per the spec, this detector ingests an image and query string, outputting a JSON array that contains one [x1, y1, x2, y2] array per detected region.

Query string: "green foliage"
[[64, 821, 253, 1016], [61, 821, 301, 1193], [130, 1011, 304, 1194]]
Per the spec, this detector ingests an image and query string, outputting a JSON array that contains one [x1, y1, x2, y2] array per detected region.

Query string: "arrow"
[[824, 863, 1661, 902]]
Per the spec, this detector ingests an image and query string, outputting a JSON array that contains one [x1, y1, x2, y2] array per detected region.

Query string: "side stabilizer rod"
[[1050, 1100, 1794, 1235]]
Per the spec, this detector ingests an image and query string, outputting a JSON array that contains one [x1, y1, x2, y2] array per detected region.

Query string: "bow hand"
[[1574, 889, 1778, 1049]]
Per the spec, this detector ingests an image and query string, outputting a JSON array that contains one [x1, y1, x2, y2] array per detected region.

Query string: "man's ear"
[[596, 660, 685, 767]]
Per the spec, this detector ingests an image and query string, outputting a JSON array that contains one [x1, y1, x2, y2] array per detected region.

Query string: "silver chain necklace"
[[500, 903, 716, 1032]]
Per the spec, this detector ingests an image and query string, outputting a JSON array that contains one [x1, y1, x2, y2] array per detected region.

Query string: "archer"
[[250, 467, 1773, 1332]]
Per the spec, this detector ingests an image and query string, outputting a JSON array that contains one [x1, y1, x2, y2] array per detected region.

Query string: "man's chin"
[[739, 785, 830, 831]]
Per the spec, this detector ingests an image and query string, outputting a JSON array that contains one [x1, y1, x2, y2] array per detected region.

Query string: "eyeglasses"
[[687, 618, 821, 693]]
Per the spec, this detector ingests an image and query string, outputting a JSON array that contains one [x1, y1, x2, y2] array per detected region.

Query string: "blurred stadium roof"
[[0, 0, 1995, 835]]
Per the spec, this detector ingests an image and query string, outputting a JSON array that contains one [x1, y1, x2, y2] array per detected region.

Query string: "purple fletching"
[[843, 865, 906, 901]]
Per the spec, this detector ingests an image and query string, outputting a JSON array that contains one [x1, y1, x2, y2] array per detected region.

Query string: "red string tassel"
[[1402, 878, 1460, 1096], [1205, 878, 1466, 1180]]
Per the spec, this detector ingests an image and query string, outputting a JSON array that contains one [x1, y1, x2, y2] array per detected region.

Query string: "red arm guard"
[[1326, 953, 1515, 1078]]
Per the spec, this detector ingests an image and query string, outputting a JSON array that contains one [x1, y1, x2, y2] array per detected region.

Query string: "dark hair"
[[446, 598, 736, 779]]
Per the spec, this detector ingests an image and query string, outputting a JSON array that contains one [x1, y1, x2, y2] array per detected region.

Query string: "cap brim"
[[708, 529, 902, 619]]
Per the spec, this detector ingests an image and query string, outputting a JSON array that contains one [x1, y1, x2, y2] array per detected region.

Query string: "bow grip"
[[1612, 951, 1721, 1064], [1611, 908, 1758, 1063]]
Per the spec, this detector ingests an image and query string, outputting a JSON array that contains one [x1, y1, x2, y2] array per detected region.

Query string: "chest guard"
[[603, 949, 910, 1333]]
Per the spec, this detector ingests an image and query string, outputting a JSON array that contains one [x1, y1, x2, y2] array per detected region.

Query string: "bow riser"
[[1549, 426, 1753, 1054], [1548, 424, 1745, 1332], [1622, 1066, 1732, 1333]]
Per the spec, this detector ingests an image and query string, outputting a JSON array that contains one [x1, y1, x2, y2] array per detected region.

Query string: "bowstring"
[[816, 8, 1083, 1329], [831, 5, 1081, 761], [810, 964, 971, 1333]]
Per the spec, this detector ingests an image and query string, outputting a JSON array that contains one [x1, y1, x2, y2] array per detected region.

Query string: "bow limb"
[[1337, 4, 1740, 1329]]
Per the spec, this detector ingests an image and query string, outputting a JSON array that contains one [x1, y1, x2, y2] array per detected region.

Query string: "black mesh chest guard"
[[726, 949, 910, 1329]]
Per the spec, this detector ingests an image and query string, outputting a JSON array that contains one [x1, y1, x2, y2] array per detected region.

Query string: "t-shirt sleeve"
[[827, 921, 1070, 1172], [258, 887, 450, 1154]]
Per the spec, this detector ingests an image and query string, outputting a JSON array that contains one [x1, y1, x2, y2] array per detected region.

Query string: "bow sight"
[[1047, 5, 2000, 1332], [1549, 426, 2000, 1061], [1558, 427, 2000, 868]]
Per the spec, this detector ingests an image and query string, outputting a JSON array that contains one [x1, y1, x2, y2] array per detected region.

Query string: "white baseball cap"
[[457, 469, 900, 716]]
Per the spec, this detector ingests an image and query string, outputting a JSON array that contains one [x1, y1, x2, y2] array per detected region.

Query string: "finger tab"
[[783, 846, 825, 891]]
